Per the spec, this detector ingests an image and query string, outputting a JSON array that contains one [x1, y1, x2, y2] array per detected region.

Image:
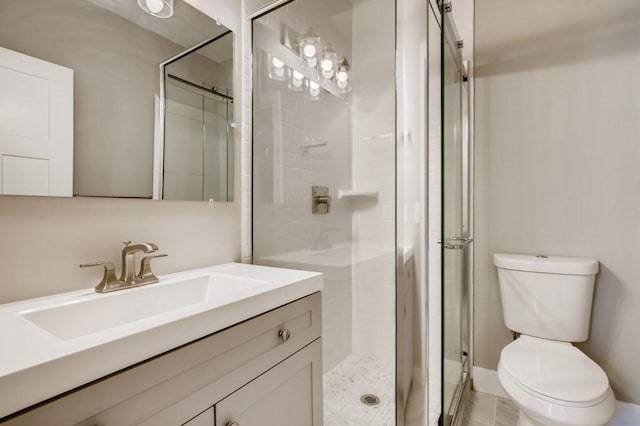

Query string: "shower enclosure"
[[251, 0, 397, 424], [163, 83, 233, 201], [250, 0, 472, 424]]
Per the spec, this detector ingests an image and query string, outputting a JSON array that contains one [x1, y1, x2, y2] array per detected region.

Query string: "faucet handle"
[[137, 253, 168, 283], [80, 261, 126, 293], [80, 260, 115, 270]]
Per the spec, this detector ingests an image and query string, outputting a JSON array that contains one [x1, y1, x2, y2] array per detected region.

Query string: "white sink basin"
[[21, 274, 267, 340], [0, 263, 323, 419]]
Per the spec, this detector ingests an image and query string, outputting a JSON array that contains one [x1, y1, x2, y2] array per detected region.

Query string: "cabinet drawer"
[[216, 339, 323, 426], [3, 293, 321, 426]]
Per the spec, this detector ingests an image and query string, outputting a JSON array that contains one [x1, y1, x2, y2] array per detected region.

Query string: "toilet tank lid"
[[493, 253, 599, 275]]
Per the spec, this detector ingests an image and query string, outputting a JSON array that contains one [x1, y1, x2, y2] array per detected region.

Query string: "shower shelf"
[[338, 189, 379, 200]]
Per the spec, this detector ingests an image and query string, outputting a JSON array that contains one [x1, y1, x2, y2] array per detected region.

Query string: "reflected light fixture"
[[307, 80, 322, 100], [288, 69, 305, 91], [335, 58, 350, 91], [299, 30, 321, 68], [138, 0, 174, 18], [319, 48, 338, 79], [268, 55, 287, 81]]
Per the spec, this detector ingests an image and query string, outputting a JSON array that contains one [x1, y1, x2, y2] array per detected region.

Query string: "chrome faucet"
[[80, 242, 167, 293]]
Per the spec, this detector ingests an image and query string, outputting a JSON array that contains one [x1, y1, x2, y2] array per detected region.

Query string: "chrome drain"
[[360, 394, 380, 406]]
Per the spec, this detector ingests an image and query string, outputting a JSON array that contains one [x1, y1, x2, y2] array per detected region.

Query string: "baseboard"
[[471, 367, 509, 399], [471, 367, 640, 425]]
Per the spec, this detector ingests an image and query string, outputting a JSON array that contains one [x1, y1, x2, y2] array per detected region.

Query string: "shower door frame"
[[440, 4, 472, 425]]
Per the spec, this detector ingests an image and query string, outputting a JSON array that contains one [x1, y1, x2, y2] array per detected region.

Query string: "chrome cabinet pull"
[[437, 236, 474, 249], [227, 422, 239, 426], [279, 329, 291, 342]]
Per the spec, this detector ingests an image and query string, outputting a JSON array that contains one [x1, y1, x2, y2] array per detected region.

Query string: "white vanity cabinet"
[[2, 293, 322, 426]]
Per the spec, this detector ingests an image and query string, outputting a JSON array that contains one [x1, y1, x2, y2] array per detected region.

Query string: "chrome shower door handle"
[[438, 236, 474, 249]]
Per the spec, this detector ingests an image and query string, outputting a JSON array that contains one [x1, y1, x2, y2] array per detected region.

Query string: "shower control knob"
[[279, 328, 291, 342]]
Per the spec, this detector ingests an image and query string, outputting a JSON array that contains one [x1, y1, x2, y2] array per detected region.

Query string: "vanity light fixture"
[[319, 47, 338, 79], [288, 69, 305, 91], [306, 80, 323, 101], [137, 0, 174, 18], [299, 30, 321, 68], [268, 55, 287, 81], [335, 58, 351, 92]]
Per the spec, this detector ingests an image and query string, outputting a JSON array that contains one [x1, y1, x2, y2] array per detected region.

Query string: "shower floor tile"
[[323, 353, 395, 426]]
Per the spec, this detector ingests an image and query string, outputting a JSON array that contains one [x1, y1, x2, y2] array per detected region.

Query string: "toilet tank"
[[494, 253, 599, 342]]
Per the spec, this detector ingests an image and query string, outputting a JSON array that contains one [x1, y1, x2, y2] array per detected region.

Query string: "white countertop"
[[0, 263, 322, 419]]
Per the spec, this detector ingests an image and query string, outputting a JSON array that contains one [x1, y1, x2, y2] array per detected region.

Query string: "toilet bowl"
[[497, 336, 615, 426], [493, 253, 616, 426]]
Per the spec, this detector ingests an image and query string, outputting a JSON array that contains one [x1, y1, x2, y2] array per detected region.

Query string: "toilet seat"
[[500, 335, 609, 406]]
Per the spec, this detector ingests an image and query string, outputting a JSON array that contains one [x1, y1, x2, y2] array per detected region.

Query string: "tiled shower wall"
[[349, 0, 396, 366], [251, 1, 353, 259]]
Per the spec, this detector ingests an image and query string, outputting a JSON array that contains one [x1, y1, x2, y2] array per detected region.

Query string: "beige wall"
[[474, 1, 640, 404], [0, 0, 243, 305]]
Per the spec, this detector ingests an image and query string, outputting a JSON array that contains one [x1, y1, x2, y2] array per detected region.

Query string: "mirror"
[[159, 32, 234, 201], [0, 0, 234, 201]]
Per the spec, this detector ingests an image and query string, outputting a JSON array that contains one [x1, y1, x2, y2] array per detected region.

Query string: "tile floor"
[[461, 390, 519, 426], [323, 353, 395, 426]]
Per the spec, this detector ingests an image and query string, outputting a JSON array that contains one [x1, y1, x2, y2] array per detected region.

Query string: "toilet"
[[494, 253, 616, 426]]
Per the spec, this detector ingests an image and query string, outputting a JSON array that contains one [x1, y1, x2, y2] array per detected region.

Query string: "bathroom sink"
[[0, 263, 323, 419], [20, 274, 267, 340]]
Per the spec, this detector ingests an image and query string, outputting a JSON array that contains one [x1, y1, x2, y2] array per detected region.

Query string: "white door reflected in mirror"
[[0, 47, 73, 196]]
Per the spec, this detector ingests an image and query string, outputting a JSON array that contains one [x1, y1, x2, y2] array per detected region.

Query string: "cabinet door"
[[183, 407, 214, 426], [215, 340, 322, 426]]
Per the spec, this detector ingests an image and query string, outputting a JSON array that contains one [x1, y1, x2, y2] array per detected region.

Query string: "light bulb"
[[320, 59, 333, 72], [303, 44, 317, 58], [337, 70, 348, 82], [268, 55, 287, 81], [288, 70, 305, 91], [309, 81, 320, 97], [145, 0, 164, 13]]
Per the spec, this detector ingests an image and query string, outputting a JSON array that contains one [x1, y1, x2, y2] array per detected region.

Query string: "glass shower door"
[[441, 6, 470, 425], [203, 94, 233, 202], [251, 0, 397, 424]]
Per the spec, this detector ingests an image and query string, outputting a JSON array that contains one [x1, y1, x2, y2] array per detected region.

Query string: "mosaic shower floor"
[[323, 353, 395, 426]]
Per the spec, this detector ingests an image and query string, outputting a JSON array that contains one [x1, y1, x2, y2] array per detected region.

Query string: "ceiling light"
[[138, 0, 174, 18]]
